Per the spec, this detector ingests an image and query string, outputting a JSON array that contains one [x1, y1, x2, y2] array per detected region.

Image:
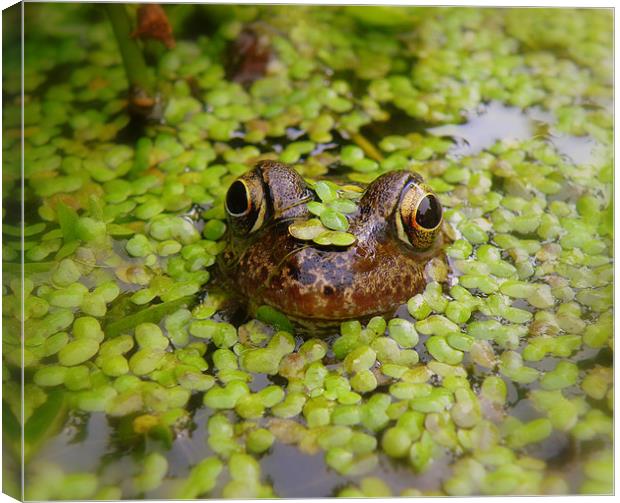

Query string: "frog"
[[218, 160, 444, 327]]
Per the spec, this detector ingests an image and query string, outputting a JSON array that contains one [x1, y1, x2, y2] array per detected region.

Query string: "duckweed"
[[290, 178, 364, 247], [133, 453, 168, 494], [58, 338, 99, 367], [343, 345, 376, 373], [386, 319, 416, 348], [426, 336, 464, 365], [6, 3, 612, 499]]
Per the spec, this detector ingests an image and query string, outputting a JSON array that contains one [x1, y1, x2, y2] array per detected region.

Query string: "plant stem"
[[351, 132, 384, 162], [103, 3, 154, 97]]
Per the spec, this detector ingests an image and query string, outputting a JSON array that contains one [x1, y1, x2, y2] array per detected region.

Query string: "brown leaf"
[[226, 27, 272, 86], [267, 418, 307, 445], [132, 4, 176, 49]]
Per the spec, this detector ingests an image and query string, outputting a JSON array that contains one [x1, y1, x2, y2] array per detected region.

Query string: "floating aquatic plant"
[[2, 3, 613, 499]]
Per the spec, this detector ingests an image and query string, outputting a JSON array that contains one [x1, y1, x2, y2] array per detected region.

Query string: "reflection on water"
[[428, 101, 603, 166], [37, 414, 108, 470], [261, 441, 452, 497], [261, 443, 342, 497]]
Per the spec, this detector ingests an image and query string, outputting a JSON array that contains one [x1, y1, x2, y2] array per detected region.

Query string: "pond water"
[[428, 101, 604, 166], [2, 3, 613, 499]]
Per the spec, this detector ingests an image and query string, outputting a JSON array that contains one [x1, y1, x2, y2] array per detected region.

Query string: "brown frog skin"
[[218, 160, 444, 325]]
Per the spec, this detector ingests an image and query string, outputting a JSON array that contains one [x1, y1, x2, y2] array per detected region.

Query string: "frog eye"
[[225, 180, 252, 216], [414, 194, 442, 230], [225, 178, 268, 234], [396, 183, 443, 249]]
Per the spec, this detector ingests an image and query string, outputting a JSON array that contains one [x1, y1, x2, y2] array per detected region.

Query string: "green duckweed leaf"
[[288, 219, 325, 240], [320, 208, 349, 231], [307, 201, 326, 216], [313, 230, 357, 247], [329, 199, 358, 214], [339, 185, 365, 198], [315, 181, 338, 203], [341, 145, 365, 165], [351, 158, 379, 173]]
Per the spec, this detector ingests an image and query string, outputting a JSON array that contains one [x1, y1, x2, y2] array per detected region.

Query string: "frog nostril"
[[415, 194, 442, 230], [226, 180, 250, 216]]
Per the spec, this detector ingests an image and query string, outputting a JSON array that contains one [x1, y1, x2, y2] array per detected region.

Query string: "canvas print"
[[2, 2, 613, 499]]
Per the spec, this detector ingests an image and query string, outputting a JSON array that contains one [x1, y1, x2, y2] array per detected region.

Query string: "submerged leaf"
[[105, 296, 194, 338], [24, 389, 67, 459]]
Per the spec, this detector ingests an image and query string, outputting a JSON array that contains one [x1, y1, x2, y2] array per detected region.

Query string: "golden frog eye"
[[225, 176, 267, 234], [224, 161, 312, 236], [397, 182, 443, 249]]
